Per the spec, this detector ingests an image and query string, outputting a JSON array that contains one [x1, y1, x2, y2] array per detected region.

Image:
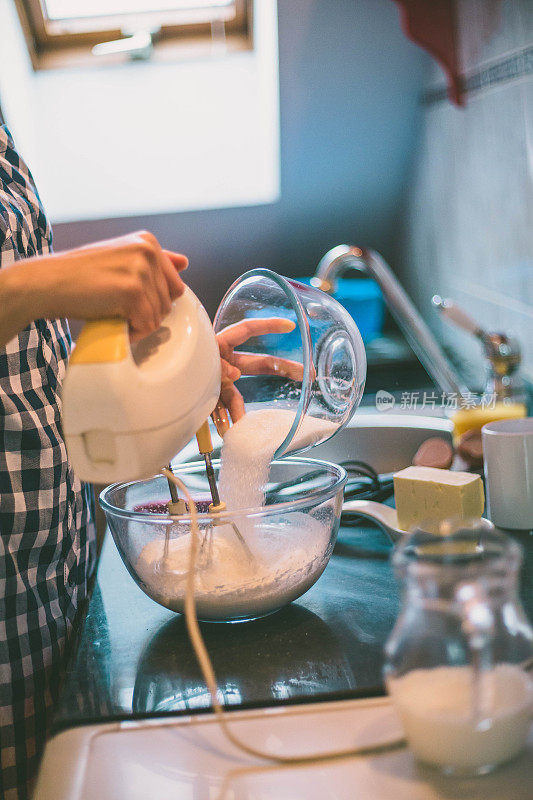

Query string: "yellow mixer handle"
[[70, 319, 129, 365], [195, 420, 213, 454]]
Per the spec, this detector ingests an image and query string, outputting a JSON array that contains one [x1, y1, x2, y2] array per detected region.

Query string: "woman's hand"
[[0, 231, 188, 347], [213, 317, 305, 434]]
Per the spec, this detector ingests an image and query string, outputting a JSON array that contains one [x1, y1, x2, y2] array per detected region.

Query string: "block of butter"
[[393, 466, 485, 531]]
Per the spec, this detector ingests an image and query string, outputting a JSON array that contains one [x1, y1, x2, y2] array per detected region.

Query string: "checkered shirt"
[[0, 125, 96, 800]]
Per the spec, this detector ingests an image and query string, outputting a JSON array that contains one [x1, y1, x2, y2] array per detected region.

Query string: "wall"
[[5, 0, 428, 317], [402, 0, 533, 385]]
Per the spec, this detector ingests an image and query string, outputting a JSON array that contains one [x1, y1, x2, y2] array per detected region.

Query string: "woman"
[[0, 122, 295, 799], [0, 119, 195, 799]]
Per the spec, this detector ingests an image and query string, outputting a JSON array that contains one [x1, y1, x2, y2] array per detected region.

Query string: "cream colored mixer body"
[[61, 286, 221, 484]]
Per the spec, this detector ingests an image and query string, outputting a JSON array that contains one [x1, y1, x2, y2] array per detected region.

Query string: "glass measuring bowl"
[[214, 269, 366, 458], [384, 518, 533, 776]]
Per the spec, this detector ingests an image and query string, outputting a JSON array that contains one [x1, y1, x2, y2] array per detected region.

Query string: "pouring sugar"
[[135, 514, 329, 620], [218, 408, 338, 511]]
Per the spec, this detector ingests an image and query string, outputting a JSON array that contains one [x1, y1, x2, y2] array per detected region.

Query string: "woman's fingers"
[[128, 294, 161, 341], [163, 250, 188, 272], [216, 349, 304, 431], [217, 317, 296, 354], [162, 251, 188, 300], [119, 232, 174, 335], [220, 358, 241, 387], [137, 232, 173, 317], [215, 360, 243, 434], [211, 401, 231, 438], [137, 232, 187, 313], [232, 352, 304, 381], [151, 254, 173, 317], [126, 233, 190, 335], [220, 383, 246, 424], [135, 258, 166, 329]]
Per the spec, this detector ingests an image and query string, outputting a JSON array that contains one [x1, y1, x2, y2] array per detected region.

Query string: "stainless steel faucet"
[[432, 295, 524, 404], [312, 245, 468, 397]]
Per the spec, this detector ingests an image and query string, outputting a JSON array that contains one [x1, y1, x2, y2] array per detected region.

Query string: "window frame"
[[14, 0, 253, 70]]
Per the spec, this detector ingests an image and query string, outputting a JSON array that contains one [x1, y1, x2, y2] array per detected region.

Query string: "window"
[[15, 0, 252, 69], [1, 0, 279, 221]]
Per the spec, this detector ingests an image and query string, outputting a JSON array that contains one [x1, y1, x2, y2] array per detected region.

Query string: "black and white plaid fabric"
[[0, 125, 96, 799]]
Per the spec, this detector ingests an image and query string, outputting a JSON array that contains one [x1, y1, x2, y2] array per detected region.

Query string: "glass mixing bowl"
[[100, 458, 347, 623], [214, 269, 366, 458]]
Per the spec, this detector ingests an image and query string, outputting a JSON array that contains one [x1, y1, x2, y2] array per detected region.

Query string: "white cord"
[[161, 468, 406, 763]]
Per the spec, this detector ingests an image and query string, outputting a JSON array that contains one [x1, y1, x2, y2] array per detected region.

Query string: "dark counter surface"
[[53, 522, 533, 734], [53, 522, 397, 732]]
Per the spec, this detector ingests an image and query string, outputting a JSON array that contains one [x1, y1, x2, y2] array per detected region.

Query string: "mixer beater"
[[163, 420, 253, 564]]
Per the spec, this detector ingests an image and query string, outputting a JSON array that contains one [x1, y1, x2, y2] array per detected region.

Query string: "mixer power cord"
[[267, 459, 394, 525], [161, 468, 406, 765]]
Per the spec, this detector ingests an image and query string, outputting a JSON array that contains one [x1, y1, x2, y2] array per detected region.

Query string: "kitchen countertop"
[[52, 521, 533, 735]]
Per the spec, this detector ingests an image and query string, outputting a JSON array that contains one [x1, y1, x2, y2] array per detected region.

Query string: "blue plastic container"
[[242, 277, 384, 363], [299, 277, 384, 342]]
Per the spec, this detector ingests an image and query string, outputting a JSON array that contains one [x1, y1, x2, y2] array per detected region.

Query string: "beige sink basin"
[[175, 413, 453, 476], [312, 413, 453, 474]]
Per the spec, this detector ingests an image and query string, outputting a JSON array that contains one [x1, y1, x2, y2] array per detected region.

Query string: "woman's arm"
[[0, 228, 303, 434], [0, 231, 187, 349]]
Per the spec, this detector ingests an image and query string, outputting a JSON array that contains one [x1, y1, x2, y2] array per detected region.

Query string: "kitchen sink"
[[175, 411, 453, 476], [312, 412, 452, 473]]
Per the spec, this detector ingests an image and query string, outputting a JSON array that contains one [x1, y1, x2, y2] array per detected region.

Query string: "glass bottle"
[[384, 518, 533, 776]]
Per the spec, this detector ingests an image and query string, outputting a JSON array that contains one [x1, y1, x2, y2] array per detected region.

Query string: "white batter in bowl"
[[100, 457, 346, 622]]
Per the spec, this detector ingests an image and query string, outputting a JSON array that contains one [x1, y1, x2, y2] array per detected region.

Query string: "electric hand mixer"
[[61, 285, 229, 517]]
